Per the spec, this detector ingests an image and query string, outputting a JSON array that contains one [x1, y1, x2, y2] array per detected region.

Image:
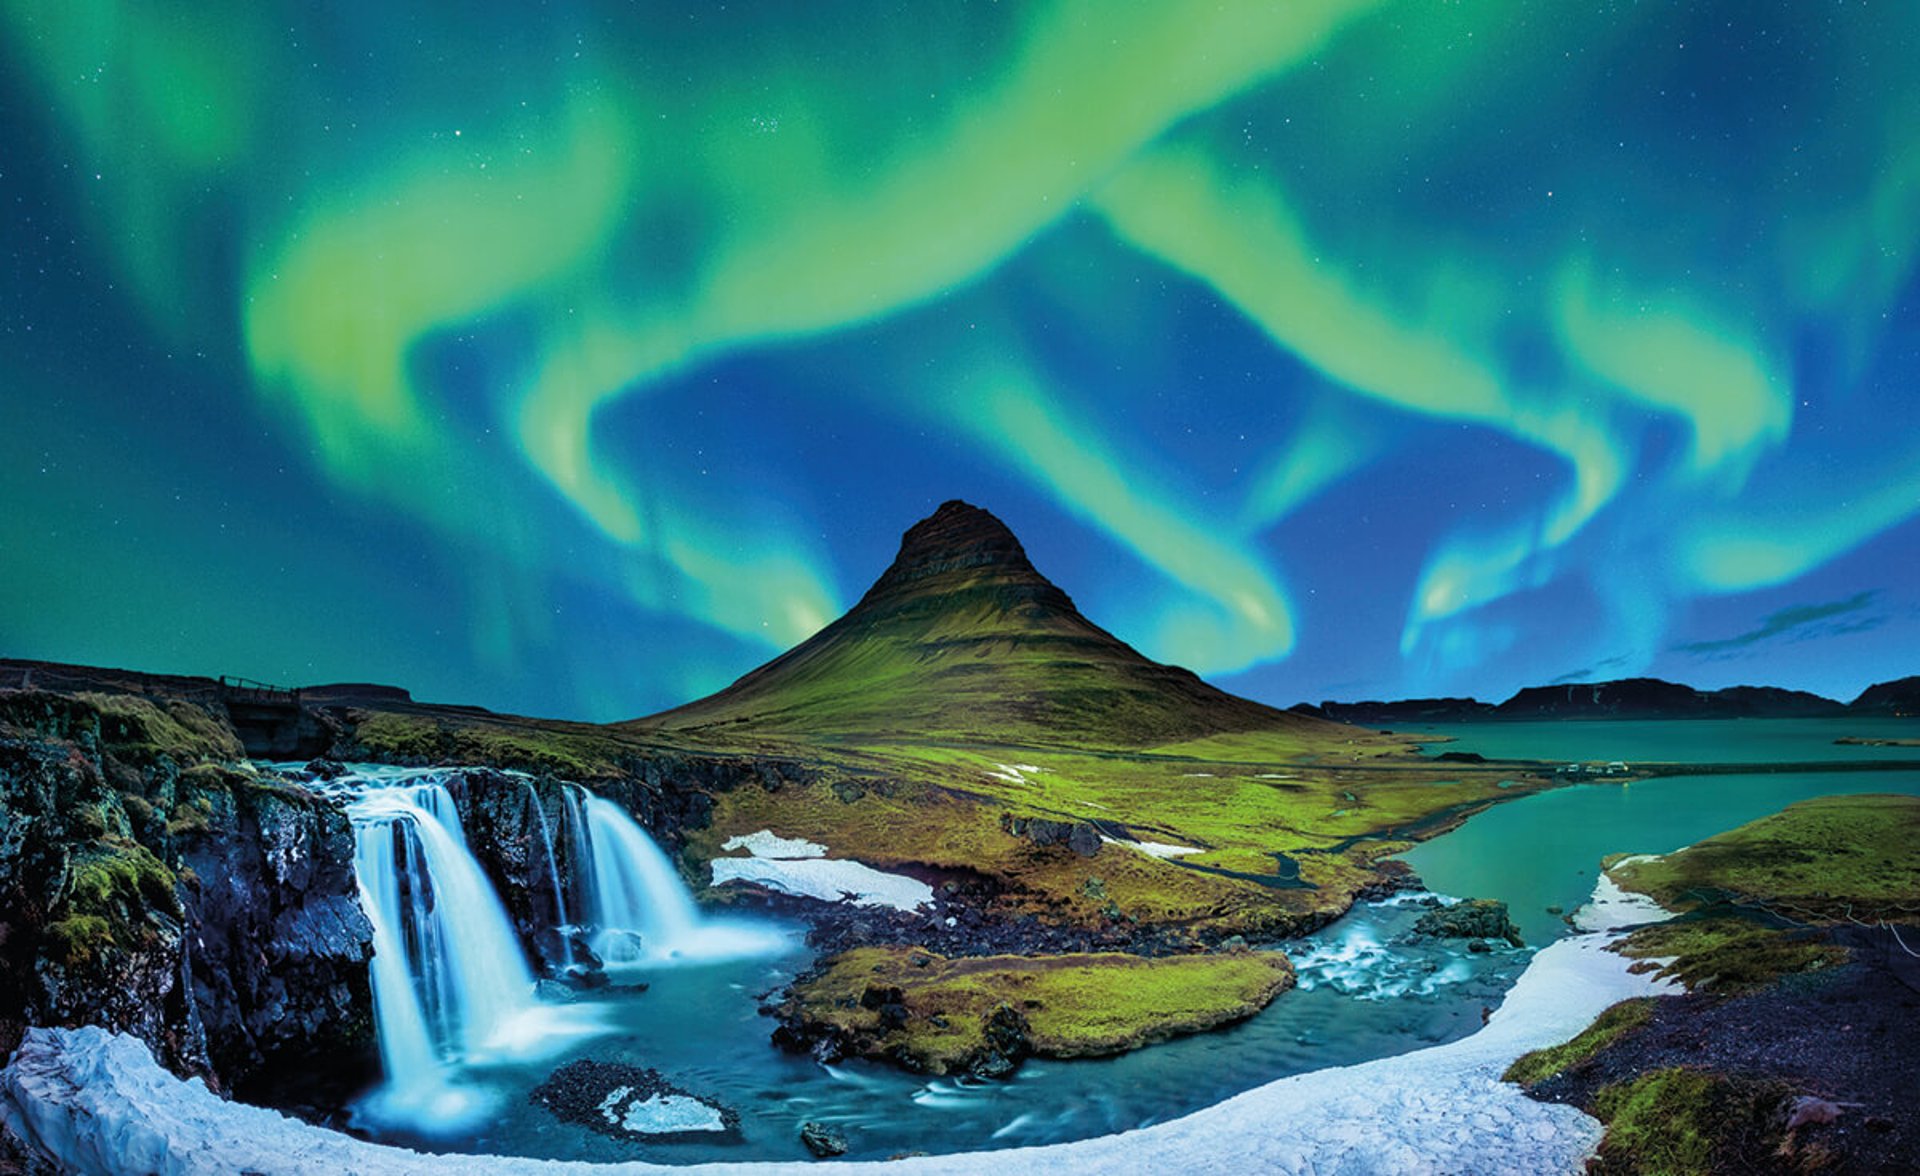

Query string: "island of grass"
[[1513, 794, 1920, 1174], [771, 945, 1294, 1078]]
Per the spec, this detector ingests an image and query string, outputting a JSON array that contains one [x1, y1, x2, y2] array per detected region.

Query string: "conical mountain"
[[631, 500, 1329, 748]]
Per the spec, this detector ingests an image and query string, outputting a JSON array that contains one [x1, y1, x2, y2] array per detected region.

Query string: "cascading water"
[[581, 795, 703, 964], [566, 787, 786, 966], [521, 780, 574, 972], [345, 771, 604, 1130]]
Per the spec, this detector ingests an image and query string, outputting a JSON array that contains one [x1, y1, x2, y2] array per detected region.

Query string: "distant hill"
[[1296, 675, 1918, 724], [629, 500, 1340, 748], [1496, 679, 1847, 720], [1850, 676, 1920, 717]]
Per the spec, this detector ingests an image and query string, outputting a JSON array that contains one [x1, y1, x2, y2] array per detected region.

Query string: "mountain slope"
[[631, 500, 1330, 748]]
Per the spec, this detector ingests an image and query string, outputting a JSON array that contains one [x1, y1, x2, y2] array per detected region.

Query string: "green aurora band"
[[3, 0, 1918, 716]]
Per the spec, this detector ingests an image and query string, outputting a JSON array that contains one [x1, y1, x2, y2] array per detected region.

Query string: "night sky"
[[3, 1, 1917, 721]]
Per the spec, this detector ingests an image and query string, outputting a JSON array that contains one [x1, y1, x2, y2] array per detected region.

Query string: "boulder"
[[1413, 899, 1523, 948], [799, 1120, 849, 1157]]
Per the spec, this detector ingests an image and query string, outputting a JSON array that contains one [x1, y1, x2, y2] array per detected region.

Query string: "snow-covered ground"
[[2, 872, 1676, 1175], [710, 828, 934, 912]]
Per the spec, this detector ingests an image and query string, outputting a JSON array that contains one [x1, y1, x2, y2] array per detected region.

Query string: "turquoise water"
[[375, 897, 1524, 1164], [1401, 717, 1920, 764]]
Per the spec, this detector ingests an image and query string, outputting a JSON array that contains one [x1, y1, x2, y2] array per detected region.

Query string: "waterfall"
[[522, 780, 574, 972], [580, 795, 703, 963], [326, 764, 778, 1129], [561, 784, 596, 933], [350, 783, 541, 1071], [345, 774, 606, 1129], [568, 790, 784, 966]]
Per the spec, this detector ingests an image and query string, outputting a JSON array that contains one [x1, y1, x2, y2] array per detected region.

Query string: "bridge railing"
[[218, 676, 303, 706]]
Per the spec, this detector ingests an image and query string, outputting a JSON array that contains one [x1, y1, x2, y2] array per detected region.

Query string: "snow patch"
[[1572, 865, 1674, 933], [721, 830, 827, 859], [986, 763, 1044, 784], [617, 1094, 727, 1135], [1100, 835, 1204, 860], [710, 857, 933, 912]]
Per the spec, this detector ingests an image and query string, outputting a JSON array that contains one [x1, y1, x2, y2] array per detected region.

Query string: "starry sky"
[[3, 1, 1918, 722]]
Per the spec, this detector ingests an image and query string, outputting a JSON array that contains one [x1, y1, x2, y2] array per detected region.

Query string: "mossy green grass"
[[783, 945, 1294, 1073], [1503, 998, 1654, 1087]]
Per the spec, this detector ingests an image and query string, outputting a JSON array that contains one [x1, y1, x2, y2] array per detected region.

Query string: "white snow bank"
[[1099, 835, 1204, 860], [710, 856, 934, 912], [3, 879, 1676, 1175], [721, 830, 827, 859], [1572, 862, 1674, 933]]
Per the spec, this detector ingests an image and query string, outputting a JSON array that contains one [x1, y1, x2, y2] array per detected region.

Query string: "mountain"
[[1292, 677, 1881, 724], [631, 500, 1332, 748], [1495, 679, 1846, 720], [1850, 676, 1920, 717]]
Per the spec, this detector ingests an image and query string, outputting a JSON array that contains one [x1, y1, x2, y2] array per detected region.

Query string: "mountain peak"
[[631, 499, 1327, 748], [864, 500, 1040, 598]]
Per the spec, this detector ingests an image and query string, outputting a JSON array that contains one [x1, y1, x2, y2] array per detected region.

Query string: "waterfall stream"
[[521, 780, 574, 973], [326, 765, 782, 1132], [580, 795, 703, 964]]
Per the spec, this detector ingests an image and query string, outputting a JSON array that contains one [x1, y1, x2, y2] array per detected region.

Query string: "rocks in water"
[[1413, 899, 1524, 948], [798, 1120, 849, 1158], [967, 1002, 1033, 1080], [530, 1059, 739, 1142]]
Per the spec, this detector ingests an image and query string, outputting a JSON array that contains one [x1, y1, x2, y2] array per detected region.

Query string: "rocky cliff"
[[0, 691, 375, 1102]]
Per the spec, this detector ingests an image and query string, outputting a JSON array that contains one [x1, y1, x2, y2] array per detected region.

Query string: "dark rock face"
[[172, 771, 374, 1095], [1413, 898, 1524, 948], [0, 690, 373, 1099]]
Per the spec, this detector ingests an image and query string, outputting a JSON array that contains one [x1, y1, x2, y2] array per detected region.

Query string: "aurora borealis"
[[3, 1, 1917, 720]]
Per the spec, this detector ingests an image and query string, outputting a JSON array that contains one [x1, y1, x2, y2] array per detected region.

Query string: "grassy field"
[[1610, 793, 1920, 923]]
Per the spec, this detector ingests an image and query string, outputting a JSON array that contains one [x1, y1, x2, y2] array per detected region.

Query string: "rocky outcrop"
[[1000, 812, 1103, 857], [529, 1059, 738, 1142], [1414, 899, 1524, 948], [170, 768, 373, 1096], [0, 690, 373, 1100]]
